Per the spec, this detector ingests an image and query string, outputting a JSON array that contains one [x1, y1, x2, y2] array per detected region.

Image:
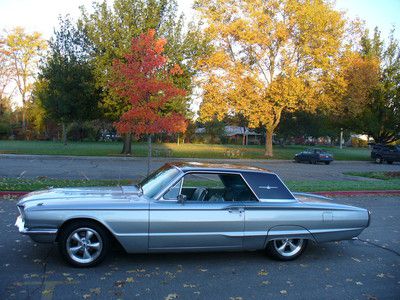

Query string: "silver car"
[[15, 162, 370, 267]]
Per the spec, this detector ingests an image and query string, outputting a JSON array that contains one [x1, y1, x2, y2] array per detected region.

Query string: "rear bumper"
[[15, 216, 58, 243]]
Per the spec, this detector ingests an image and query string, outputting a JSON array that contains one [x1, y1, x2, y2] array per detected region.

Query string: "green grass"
[[0, 178, 132, 192], [0, 140, 371, 160], [286, 179, 400, 192], [344, 171, 400, 180]]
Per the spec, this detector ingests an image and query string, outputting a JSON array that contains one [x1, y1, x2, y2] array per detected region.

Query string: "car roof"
[[166, 162, 274, 174]]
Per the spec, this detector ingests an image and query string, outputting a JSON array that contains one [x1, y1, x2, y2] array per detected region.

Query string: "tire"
[[266, 238, 308, 261], [58, 221, 110, 267], [387, 161, 393, 164], [324, 161, 330, 165], [375, 156, 383, 164]]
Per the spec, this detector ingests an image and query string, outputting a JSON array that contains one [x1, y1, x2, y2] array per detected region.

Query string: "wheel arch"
[[56, 217, 126, 252], [264, 225, 317, 248]]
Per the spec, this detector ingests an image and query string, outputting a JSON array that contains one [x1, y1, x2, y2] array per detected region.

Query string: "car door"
[[148, 173, 245, 251]]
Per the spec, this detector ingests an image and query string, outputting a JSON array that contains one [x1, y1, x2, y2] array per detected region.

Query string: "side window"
[[182, 173, 224, 201], [178, 173, 257, 202]]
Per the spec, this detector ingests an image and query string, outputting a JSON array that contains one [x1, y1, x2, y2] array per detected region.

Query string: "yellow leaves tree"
[[195, 0, 346, 156], [5, 27, 47, 131]]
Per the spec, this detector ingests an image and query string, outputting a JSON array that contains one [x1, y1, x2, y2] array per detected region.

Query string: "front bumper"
[[15, 215, 58, 243]]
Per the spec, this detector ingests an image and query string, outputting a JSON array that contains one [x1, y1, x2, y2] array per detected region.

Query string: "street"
[[0, 154, 399, 181], [0, 195, 399, 300]]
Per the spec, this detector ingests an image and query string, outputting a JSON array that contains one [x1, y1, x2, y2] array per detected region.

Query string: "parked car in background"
[[371, 144, 400, 164], [294, 148, 334, 164], [15, 162, 370, 267]]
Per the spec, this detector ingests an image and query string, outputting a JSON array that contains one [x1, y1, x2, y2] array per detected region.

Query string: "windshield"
[[139, 165, 181, 198]]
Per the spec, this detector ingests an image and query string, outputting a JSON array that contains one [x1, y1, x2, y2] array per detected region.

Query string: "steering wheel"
[[192, 187, 208, 201]]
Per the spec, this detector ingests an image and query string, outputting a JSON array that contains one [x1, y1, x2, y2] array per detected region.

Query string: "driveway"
[[0, 154, 399, 181], [0, 195, 399, 300]]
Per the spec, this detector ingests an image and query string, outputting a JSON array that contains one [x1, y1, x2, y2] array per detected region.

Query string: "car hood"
[[17, 185, 144, 209]]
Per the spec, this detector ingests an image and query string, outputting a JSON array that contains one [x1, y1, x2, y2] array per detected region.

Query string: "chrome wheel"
[[273, 238, 304, 257], [66, 227, 103, 264]]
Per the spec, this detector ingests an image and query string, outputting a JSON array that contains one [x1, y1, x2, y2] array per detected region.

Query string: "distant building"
[[195, 126, 262, 145]]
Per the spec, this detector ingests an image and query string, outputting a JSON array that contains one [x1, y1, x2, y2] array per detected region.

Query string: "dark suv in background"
[[371, 144, 400, 164]]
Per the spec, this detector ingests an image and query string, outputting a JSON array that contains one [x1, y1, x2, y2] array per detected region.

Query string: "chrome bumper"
[[15, 215, 58, 243]]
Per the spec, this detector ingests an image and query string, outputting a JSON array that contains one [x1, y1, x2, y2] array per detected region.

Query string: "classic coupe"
[[16, 162, 370, 267]]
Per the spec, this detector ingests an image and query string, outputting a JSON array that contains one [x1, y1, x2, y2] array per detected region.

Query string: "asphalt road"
[[0, 154, 399, 181], [0, 196, 399, 300]]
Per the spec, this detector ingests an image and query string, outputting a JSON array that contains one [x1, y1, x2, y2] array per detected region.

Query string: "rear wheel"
[[266, 238, 308, 261], [58, 221, 110, 267], [387, 161, 393, 164], [324, 161, 330, 165], [375, 156, 383, 164]]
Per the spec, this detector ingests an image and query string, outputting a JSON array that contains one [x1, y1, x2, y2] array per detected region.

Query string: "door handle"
[[228, 207, 244, 213]]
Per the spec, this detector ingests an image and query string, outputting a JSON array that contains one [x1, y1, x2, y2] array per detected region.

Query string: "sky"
[[1, 0, 399, 40], [1, 0, 399, 110]]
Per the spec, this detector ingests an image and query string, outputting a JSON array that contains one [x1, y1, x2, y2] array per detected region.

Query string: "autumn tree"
[[111, 29, 186, 169], [195, 0, 346, 156], [80, 0, 207, 154], [340, 28, 400, 144], [0, 36, 14, 106], [4, 27, 47, 131], [35, 18, 100, 145]]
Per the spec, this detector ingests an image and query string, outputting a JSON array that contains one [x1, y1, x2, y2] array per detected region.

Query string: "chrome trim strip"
[[20, 228, 58, 235]]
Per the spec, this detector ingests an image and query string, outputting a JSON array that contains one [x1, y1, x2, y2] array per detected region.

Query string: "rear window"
[[242, 172, 294, 200]]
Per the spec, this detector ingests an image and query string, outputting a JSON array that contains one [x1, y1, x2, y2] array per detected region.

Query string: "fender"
[[265, 225, 317, 247]]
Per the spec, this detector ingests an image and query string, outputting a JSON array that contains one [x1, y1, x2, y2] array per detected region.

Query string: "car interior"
[[164, 173, 257, 202]]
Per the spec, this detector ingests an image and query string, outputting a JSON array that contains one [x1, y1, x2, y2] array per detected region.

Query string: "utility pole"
[[340, 128, 343, 149]]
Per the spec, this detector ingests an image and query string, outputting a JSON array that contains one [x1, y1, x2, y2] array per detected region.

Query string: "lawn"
[[0, 178, 132, 192], [343, 171, 400, 180], [1, 176, 399, 193], [286, 179, 400, 192], [0, 140, 370, 160]]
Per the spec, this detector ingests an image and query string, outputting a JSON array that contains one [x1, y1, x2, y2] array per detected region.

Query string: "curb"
[[317, 190, 400, 197], [0, 191, 28, 197], [1, 190, 400, 198]]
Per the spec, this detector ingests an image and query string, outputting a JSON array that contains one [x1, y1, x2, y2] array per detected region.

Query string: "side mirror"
[[177, 194, 187, 204]]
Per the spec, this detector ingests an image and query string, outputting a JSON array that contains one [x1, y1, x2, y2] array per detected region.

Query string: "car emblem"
[[259, 185, 278, 190]]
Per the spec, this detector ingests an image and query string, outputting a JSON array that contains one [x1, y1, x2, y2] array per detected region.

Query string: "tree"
[[340, 28, 400, 144], [0, 36, 14, 105], [35, 18, 100, 145], [4, 27, 47, 131], [195, 0, 346, 156], [80, 0, 207, 154], [111, 29, 187, 172]]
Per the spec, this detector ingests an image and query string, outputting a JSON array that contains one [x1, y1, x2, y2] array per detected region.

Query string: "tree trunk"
[[22, 109, 26, 132], [264, 129, 273, 157], [147, 134, 152, 176], [61, 122, 67, 146], [121, 133, 132, 155]]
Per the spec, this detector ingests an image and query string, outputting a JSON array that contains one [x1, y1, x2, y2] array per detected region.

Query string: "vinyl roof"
[[168, 162, 273, 174]]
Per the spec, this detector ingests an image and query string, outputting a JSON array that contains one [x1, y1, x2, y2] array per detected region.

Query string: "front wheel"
[[325, 161, 330, 165], [266, 238, 308, 261], [58, 221, 110, 267], [375, 156, 383, 164]]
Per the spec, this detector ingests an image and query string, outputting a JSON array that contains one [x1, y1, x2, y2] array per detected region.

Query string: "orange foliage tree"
[[111, 29, 187, 160]]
